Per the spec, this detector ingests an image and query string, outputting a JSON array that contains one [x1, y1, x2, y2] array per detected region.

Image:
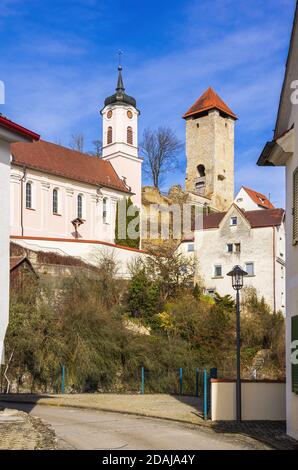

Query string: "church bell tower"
[[101, 66, 142, 207]]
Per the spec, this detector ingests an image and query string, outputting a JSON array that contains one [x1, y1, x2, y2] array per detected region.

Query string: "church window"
[[127, 126, 133, 145], [26, 182, 33, 209], [107, 126, 113, 145], [103, 197, 109, 224], [53, 188, 59, 214], [77, 194, 83, 219]]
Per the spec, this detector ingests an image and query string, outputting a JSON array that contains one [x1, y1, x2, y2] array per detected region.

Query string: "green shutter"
[[292, 316, 298, 394], [293, 168, 298, 245]]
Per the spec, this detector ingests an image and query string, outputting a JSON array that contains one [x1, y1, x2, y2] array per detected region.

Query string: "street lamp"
[[227, 265, 248, 422]]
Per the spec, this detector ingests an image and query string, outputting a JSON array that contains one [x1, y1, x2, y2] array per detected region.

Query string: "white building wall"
[[194, 207, 285, 313], [234, 187, 262, 211], [10, 165, 127, 244], [11, 237, 146, 279], [285, 126, 298, 439], [0, 139, 11, 363]]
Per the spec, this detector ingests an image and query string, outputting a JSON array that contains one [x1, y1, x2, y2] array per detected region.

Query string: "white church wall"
[[10, 165, 127, 244]]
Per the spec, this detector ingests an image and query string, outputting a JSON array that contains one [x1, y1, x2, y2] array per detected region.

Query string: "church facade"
[[10, 67, 143, 258]]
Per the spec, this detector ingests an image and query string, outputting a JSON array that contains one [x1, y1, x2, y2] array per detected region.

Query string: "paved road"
[[0, 402, 260, 450]]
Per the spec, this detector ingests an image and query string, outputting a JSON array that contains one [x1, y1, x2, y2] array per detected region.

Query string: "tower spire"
[[116, 65, 125, 94]]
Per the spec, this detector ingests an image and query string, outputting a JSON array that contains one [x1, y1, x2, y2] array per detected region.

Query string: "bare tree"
[[69, 133, 85, 152], [88, 139, 102, 157], [141, 127, 182, 188]]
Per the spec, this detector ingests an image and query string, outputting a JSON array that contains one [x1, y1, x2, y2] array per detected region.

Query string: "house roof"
[[11, 140, 131, 193], [10, 256, 36, 273], [201, 208, 285, 230], [242, 186, 275, 209], [183, 87, 237, 120], [0, 114, 40, 141]]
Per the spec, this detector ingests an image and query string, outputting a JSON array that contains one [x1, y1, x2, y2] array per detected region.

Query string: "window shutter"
[[292, 316, 298, 394], [293, 168, 298, 245]]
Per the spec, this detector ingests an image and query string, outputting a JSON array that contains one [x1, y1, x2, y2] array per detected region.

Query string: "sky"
[[0, 0, 296, 207]]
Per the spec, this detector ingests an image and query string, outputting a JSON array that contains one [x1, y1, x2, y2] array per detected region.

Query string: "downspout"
[[272, 225, 276, 314], [20, 166, 27, 236]]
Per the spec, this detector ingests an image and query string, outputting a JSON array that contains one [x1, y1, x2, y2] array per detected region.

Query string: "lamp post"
[[227, 265, 248, 422]]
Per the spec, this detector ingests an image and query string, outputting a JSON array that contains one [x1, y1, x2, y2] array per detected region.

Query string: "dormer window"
[[107, 126, 113, 145], [127, 126, 133, 145]]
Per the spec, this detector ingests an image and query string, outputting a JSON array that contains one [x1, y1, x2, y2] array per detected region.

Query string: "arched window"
[[107, 126, 113, 145], [197, 164, 206, 177], [103, 197, 108, 224], [127, 126, 133, 145], [26, 182, 32, 209], [77, 194, 83, 219], [53, 188, 59, 214]]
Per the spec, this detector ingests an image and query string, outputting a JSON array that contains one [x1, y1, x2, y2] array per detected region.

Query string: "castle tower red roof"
[[183, 87, 237, 120]]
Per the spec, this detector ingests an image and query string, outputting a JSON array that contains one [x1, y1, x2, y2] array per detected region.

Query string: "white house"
[[191, 204, 286, 313], [0, 114, 39, 363], [234, 186, 275, 211], [257, 1, 298, 439], [9, 67, 145, 271]]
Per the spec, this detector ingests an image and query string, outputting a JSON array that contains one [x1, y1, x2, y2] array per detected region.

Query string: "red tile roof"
[[0, 115, 40, 141], [242, 186, 275, 209], [11, 140, 130, 193], [183, 87, 237, 120], [202, 208, 285, 230]]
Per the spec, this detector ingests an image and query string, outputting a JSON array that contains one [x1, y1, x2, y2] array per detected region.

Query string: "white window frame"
[[230, 216, 238, 226], [245, 262, 254, 277], [25, 180, 35, 209], [214, 265, 222, 278], [103, 197, 110, 224], [77, 193, 84, 219], [52, 187, 61, 215]]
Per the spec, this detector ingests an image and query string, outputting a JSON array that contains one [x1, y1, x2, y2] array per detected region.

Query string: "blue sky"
[[0, 0, 296, 207]]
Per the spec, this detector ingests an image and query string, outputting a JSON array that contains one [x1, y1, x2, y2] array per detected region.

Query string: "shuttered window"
[[127, 126, 133, 145], [292, 316, 298, 394], [107, 126, 113, 145], [293, 168, 298, 245]]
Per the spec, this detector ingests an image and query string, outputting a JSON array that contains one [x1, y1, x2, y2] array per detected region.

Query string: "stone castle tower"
[[183, 87, 237, 212]]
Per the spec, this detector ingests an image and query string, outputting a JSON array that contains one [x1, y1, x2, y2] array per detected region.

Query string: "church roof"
[[242, 186, 275, 209], [183, 87, 237, 120], [11, 140, 131, 194], [103, 66, 137, 109]]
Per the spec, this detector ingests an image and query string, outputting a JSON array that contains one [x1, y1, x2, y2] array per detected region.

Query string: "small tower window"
[[127, 126, 133, 145], [26, 181, 33, 209], [53, 188, 59, 214], [77, 194, 83, 219], [197, 164, 206, 177], [107, 126, 113, 145]]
